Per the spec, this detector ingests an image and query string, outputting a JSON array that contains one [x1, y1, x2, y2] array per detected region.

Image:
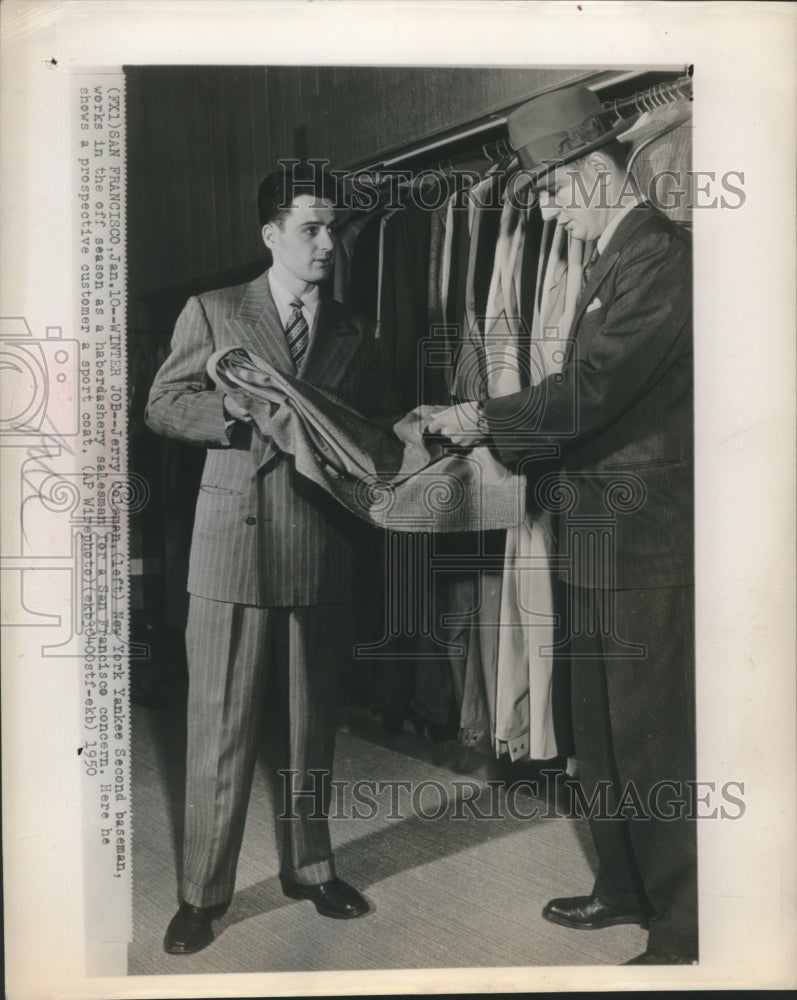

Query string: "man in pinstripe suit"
[[146, 165, 396, 955]]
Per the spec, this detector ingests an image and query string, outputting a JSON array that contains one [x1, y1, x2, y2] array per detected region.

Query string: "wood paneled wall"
[[126, 65, 586, 297], [127, 67, 272, 298]]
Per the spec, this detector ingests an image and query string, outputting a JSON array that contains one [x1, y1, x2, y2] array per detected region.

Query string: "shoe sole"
[[308, 905, 369, 919], [624, 954, 698, 965], [280, 881, 370, 919], [542, 910, 648, 931], [163, 936, 213, 956]]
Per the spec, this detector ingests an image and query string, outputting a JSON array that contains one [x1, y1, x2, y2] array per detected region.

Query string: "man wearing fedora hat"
[[427, 84, 696, 965]]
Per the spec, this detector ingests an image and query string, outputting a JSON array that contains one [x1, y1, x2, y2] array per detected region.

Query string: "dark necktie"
[[582, 244, 600, 290], [285, 299, 309, 369]]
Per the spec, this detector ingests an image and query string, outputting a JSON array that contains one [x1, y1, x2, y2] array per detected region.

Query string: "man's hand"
[[426, 401, 487, 447], [223, 394, 254, 424]]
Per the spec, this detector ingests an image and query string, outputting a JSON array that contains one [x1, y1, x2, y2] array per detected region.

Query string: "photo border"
[[2, 2, 795, 997]]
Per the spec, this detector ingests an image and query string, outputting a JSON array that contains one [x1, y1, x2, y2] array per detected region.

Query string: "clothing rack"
[[344, 68, 692, 181], [605, 71, 692, 118]]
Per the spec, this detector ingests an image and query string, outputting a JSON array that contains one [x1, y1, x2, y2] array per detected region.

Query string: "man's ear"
[[262, 223, 276, 249], [585, 149, 614, 178]]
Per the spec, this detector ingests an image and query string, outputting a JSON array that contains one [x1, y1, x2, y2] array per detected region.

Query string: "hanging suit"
[[489, 209, 591, 763], [620, 97, 694, 227]]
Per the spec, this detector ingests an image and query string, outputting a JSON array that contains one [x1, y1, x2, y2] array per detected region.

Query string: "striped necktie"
[[581, 244, 600, 290], [285, 299, 309, 369]]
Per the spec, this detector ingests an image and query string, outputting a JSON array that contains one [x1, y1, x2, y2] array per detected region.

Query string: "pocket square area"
[[586, 298, 602, 313]]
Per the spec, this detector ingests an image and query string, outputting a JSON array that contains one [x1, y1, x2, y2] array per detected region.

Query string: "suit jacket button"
[[245, 516, 256, 525]]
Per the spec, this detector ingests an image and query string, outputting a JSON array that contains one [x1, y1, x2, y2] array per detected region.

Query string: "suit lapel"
[[225, 274, 361, 389], [300, 298, 361, 390], [225, 270, 295, 373], [570, 205, 658, 334], [571, 244, 619, 330]]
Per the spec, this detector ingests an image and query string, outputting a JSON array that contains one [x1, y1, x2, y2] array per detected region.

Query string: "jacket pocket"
[[199, 484, 246, 496], [602, 456, 688, 471]]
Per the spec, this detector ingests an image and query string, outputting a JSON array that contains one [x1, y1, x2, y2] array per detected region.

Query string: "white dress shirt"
[[268, 269, 320, 339], [597, 197, 643, 254]]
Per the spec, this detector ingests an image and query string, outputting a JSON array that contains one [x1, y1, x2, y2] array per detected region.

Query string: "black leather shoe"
[[542, 893, 647, 930], [163, 901, 229, 955], [625, 947, 697, 965], [280, 876, 370, 919]]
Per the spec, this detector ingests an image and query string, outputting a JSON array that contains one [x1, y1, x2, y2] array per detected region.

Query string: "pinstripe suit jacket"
[[146, 270, 396, 606], [484, 205, 693, 590]]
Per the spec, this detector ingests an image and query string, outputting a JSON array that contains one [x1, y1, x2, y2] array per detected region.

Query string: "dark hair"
[[257, 161, 338, 228]]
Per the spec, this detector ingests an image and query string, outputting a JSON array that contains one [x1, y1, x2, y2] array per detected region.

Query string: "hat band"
[[514, 111, 620, 170]]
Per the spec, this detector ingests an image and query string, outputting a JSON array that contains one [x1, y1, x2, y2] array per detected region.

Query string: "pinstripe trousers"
[[180, 595, 347, 908]]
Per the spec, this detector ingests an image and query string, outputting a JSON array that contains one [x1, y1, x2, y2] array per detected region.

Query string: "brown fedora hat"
[[507, 85, 628, 179]]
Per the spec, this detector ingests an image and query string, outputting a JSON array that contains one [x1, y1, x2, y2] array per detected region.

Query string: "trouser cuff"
[[281, 857, 335, 886], [180, 875, 235, 908], [593, 875, 647, 912]]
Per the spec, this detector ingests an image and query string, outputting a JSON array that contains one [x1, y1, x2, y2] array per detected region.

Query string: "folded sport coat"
[[145, 270, 399, 606], [208, 347, 526, 535], [484, 205, 693, 590]]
